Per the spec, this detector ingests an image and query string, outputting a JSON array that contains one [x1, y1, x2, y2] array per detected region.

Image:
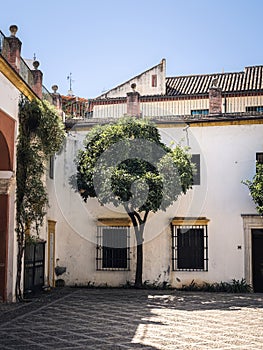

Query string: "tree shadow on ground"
[[0, 287, 262, 349]]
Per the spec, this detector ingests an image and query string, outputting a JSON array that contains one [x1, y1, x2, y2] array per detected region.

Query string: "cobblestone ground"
[[0, 288, 262, 350]]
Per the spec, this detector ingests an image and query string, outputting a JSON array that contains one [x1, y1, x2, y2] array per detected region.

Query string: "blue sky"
[[1, 0, 262, 98]]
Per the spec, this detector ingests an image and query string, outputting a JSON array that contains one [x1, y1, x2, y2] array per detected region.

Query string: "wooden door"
[[252, 229, 263, 292]]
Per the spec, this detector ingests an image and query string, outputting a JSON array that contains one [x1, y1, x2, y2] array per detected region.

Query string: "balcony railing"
[[0, 31, 4, 53], [42, 85, 53, 104], [20, 57, 34, 88]]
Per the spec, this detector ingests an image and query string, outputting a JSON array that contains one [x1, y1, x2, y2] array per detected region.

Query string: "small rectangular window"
[[246, 106, 263, 113], [172, 224, 208, 271], [152, 74, 157, 87], [49, 155, 54, 179], [256, 152, 263, 164], [191, 109, 209, 116], [96, 226, 130, 270], [191, 154, 200, 185]]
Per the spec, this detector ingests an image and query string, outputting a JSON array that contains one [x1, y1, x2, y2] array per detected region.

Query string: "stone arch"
[[0, 132, 11, 170]]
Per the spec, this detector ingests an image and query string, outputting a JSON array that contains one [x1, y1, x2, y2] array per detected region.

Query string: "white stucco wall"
[[97, 59, 166, 99], [47, 121, 262, 288], [92, 94, 263, 119], [0, 72, 20, 120]]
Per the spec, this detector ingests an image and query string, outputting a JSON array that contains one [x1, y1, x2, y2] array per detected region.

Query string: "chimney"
[[3, 25, 22, 73], [209, 77, 222, 114], [51, 85, 62, 110], [127, 83, 140, 117], [31, 60, 43, 99]]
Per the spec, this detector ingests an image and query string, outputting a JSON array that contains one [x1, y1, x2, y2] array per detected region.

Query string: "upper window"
[[171, 218, 209, 271], [49, 155, 54, 179], [191, 109, 209, 116], [246, 106, 263, 113], [191, 154, 200, 185], [96, 226, 130, 271], [256, 152, 263, 164], [151, 74, 157, 87]]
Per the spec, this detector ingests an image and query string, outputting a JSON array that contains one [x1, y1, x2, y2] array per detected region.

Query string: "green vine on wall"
[[16, 97, 65, 301], [243, 163, 263, 216]]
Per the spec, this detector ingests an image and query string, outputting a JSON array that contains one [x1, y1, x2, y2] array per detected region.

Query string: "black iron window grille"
[[96, 226, 130, 271], [172, 225, 208, 271]]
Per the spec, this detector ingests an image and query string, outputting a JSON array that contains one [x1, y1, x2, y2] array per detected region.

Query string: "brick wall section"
[[2, 35, 22, 73], [127, 91, 140, 117], [209, 87, 222, 114], [31, 69, 43, 99]]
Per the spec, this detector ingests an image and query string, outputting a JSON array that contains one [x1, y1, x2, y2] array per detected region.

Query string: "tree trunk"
[[135, 242, 143, 287], [126, 209, 148, 288]]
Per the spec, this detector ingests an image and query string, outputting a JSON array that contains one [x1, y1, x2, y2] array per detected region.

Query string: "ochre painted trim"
[[171, 217, 210, 226], [188, 119, 263, 128], [0, 56, 36, 101], [68, 117, 263, 132], [97, 218, 132, 227], [48, 220, 56, 287]]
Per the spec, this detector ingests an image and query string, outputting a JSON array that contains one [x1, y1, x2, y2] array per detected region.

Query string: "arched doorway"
[[0, 132, 11, 170]]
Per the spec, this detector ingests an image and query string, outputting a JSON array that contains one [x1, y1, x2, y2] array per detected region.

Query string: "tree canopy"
[[77, 117, 194, 212]]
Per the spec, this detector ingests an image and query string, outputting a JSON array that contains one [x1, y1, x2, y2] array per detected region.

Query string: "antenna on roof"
[[67, 72, 74, 96]]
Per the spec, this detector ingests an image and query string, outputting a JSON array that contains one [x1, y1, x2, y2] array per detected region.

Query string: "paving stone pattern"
[[0, 288, 262, 349]]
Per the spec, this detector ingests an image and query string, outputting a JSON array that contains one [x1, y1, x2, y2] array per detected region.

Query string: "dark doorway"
[[0, 132, 11, 170], [24, 241, 45, 295], [0, 194, 8, 301], [252, 229, 263, 292]]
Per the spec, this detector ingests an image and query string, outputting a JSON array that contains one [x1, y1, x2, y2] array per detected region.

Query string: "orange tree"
[[244, 162, 263, 215], [76, 117, 194, 287]]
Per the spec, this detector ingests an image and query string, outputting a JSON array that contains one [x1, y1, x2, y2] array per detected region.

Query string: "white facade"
[[98, 59, 166, 99], [92, 94, 263, 119], [0, 71, 20, 301], [47, 118, 263, 289]]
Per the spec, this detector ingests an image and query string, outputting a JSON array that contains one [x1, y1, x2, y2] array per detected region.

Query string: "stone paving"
[[0, 288, 262, 350]]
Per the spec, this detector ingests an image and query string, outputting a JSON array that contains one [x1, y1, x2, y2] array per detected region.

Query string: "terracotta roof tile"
[[166, 65, 263, 95]]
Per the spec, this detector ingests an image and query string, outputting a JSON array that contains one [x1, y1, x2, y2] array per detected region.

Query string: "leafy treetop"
[[76, 117, 194, 215], [244, 163, 263, 215]]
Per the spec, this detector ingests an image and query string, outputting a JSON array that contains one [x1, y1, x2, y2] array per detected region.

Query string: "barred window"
[[172, 224, 208, 271], [96, 226, 130, 271]]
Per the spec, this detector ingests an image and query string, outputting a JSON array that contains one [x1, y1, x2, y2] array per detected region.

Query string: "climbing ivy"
[[243, 162, 263, 216], [16, 97, 65, 301]]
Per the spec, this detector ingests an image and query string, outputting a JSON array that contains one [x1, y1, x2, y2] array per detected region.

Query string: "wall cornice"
[[0, 56, 36, 101]]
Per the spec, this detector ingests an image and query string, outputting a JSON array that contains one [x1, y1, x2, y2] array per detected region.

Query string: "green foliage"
[[76, 117, 194, 213], [243, 163, 263, 215], [16, 97, 65, 300], [122, 280, 172, 290], [180, 278, 252, 293], [17, 97, 65, 230]]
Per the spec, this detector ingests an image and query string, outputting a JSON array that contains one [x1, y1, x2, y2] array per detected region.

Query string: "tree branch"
[[142, 210, 149, 224]]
